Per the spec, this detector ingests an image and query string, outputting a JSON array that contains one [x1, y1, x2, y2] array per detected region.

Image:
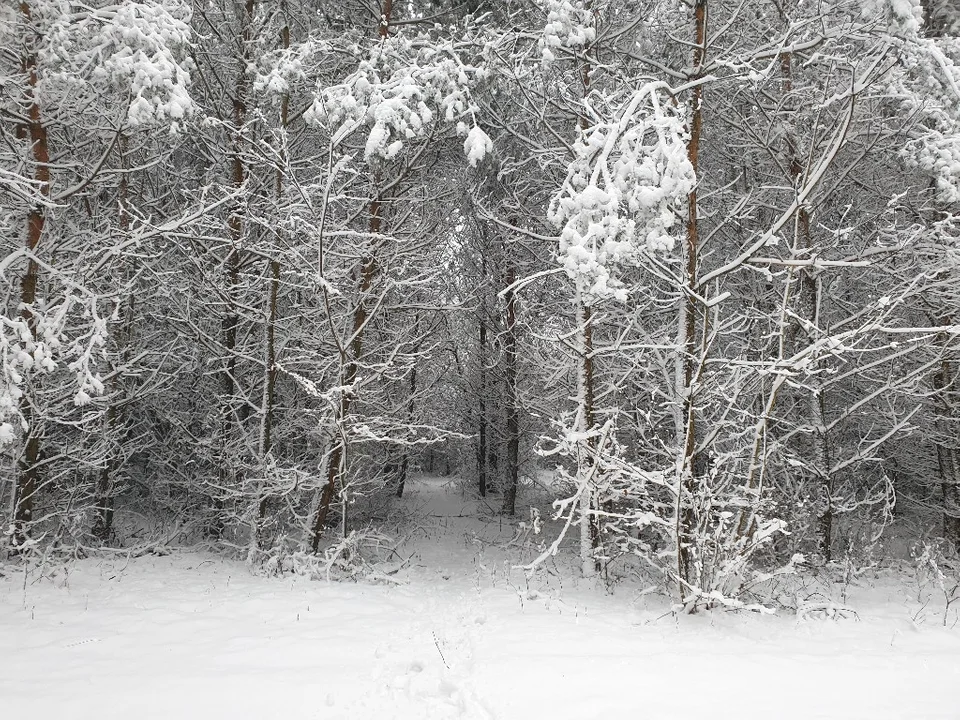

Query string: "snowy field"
[[2, 476, 959, 720]]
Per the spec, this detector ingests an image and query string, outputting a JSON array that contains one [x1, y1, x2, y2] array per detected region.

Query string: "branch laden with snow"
[[548, 83, 695, 302], [0, 293, 110, 445], [41, 0, 196, 130], [539, 0, 596, 64], [868, 0, 960, 202], [304, 34, 491, 165]]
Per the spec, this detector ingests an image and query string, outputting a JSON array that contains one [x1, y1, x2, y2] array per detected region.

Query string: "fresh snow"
[[2, 476, 958, 719]]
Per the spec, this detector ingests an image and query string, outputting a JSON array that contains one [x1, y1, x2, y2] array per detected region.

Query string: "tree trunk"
[[779, 48, 833, 560], [396, 363, 417, 498], [93, 136, 132, 543], [13, 1, 50, 545], [477, 293, 488, 497], [309, 1, 397, 551], [502, 263, 520, 515], [310, 193, 384, 551], [254, 8, 290, 547], [578, 298, 598, 578], [676, 0, 707, 596], [934, 355, 960, 547], [217, 0, 256, 537], [939, 444, 960, 548]]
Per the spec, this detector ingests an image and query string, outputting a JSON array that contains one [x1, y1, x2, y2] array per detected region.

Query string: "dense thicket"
[[2, 0, 959, 607]]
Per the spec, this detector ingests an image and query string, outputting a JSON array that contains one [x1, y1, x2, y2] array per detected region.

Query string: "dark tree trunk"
[[310, 194, 383, 550], [396, 363, 417, 498], [502, 264, 520, 515], [780, 48, 833, 561], [677, 0, 707, 594], [216, 0, 256, 535], [254, 8, 290, 544], [477, 308, 488, 497], [13, 1, 50, 545]]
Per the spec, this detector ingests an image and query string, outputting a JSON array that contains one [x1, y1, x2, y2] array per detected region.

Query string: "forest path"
[[1, 475, 959, 719]]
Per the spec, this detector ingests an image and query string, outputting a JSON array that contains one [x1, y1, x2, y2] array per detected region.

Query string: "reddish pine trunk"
[[13, 1, 49, 544]]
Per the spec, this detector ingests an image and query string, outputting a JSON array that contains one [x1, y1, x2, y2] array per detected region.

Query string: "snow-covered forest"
[[4, 0, 960, 595], [3, 3, 960, 710]]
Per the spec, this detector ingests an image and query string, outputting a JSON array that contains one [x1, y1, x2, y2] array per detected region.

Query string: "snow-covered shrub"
[[867, 0, 960, 202], [256, 529, 399, 584], [914, 540, 960, 625]]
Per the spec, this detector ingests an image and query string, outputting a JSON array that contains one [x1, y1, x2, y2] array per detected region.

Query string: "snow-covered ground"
[[2, 476, 959, 719]]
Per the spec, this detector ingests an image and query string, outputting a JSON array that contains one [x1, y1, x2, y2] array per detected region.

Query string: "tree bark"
[[501, 262, 520, 515], [254, 6, 290, 546], [93, 136, 132, 543], [309, 0, 396, 551], [779, 49, 833, 560], [676, 0, 707, 596], [578, 298, 598, 578], [395, 362, 417, 498], [934, 354, 960, 547], [215, 0, 256, 538], [310, 192, 384, 551], [477, 278, 488, 497], [13, 1, 50, 544]]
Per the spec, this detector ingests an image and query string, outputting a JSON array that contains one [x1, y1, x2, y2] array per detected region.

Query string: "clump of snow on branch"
[[904, 40, 960, 202], [305, 34, 490, 165], [548, 84, 695, 301], [463, 125, 493, 167], [540, 0, 596, 64], [0, 295, 110, 444], [872, 0, 960, 202], [255, 38, 327, 100], [862, 0, 924, 36], [43, 0, 195, 129]]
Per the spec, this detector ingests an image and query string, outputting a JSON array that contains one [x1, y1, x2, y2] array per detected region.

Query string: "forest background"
[[3, 0, 960, 610]]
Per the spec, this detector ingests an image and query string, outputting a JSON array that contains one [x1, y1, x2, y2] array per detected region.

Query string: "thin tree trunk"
[[396, 362, 417, 498], [578, 297, 598, 578], [13, 1, 49, 544], [309, 1, 395, 551], [934, 354, 960, 547], [676, 0, 707, 597], [254, 6, 290, 546], [477, 290, 488, 497], [310, 192, 384, 551], [93, 136, 132, 543], [217, 0, 255, 537], [779, 48, 833, 560], [502, 263, 520, 515], [576, 0, 601, 577]]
